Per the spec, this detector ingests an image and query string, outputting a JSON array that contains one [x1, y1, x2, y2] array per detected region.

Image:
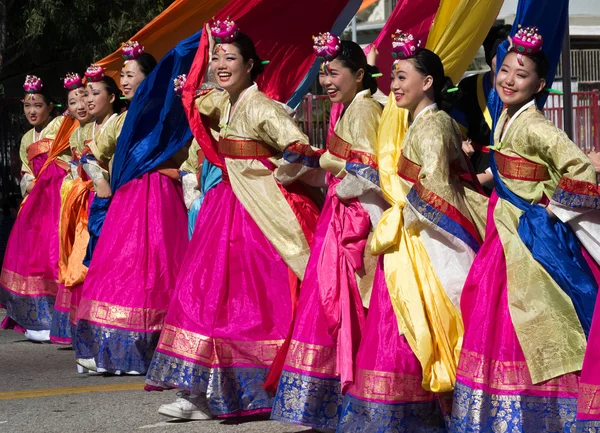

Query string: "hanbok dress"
[[450, 100, 600, 432], [338, 104, 487, 432], [271, 89, 383, 430], [0, 116, 68, 337], [145, 83, 322, 417], [74, 110, 189, 375]]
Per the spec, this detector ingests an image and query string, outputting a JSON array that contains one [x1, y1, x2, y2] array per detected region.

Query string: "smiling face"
[[210, 43, 253, 96], [67, 88, 92, 124], [23, 94, 52, 127], [390, 59, 433, 112], [496, 52, 546, 108], [120, 60, 146, 100], [85, 82, 115, 119], [318, 58, 363, 105]]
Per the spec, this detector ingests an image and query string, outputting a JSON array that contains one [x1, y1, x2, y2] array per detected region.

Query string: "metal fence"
[[543, 91, 600, 152], [557, 50, 600, 84]]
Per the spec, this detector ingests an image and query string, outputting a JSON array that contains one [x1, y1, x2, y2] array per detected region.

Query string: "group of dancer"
[[1, 15, 600, 433]]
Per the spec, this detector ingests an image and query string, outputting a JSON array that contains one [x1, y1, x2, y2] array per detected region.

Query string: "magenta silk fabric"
[[154, 181, 292, 360], [577, 249, 600, 423], [317, 175, 369, 391], [76, 171, 187, 332], [457, 192, 580, 398], [1, 157, 66, 301]]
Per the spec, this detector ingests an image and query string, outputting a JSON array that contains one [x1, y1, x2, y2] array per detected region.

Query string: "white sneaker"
[[76, 358, 97, 371], [158, 391, 213, 420], [24, 329, 50, 342], [76, 364, 89, 374]]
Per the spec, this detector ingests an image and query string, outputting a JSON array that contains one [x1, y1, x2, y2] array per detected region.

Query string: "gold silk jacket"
[[491, 101, 600, 383], [195, 84, 323, 279]]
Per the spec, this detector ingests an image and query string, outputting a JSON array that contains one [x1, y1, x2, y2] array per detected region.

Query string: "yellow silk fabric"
[[371, 0, 503, 393], [492, 106, 594, 383]]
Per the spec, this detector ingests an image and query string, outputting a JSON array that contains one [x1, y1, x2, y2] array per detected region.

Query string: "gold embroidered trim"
[[77, 299, 167, 332], [0, 269, 59, 296], [156, 324, 283, 367]]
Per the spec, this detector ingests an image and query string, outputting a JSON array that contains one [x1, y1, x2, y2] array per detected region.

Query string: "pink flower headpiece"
[[173, 74, 187, 96], [511, 26, 543, 66], [63, 72, 83, 90], [122, 40, 145, 60], [312, 32, 341, 62], [23, 75, 43, 94], [210, 17, 239, 44], [391, 30, 421, 62], [85, 64, 105, 83]]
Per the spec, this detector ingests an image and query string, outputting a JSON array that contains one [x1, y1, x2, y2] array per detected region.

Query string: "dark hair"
[[335, 40, 378, 95], [96, 76, 125, 113], [410, 48, 458, 112], [528, 50, 550, 81], [230, 32, 265, 82], [483, 24, 512, 66], [130, 53, 158, 77]]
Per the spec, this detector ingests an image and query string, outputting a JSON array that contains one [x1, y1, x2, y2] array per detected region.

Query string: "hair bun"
[[439, 76, 460, 112]]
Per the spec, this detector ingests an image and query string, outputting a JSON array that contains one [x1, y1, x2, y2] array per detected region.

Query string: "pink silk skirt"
[[74, 171, 187, 373], [145, 181, 296, 417], [578, 250, 600, 431], [337, 258, 448, 432], [0, 156, 67, 332], [450, 192, 582, 433], [271, 176, 369, 430]]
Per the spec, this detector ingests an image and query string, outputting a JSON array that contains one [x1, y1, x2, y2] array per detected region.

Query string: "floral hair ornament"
[[63, 72, 83, 90], [122, 40, 145, 61], [511, 25, 543, 66], [210, 17, 239, 44], [391, 30, 421, 70], [23, 75, 43, 96], [173, 74, 187, 96], [84, 64, 105, 83], [313, 32, 341, 62]]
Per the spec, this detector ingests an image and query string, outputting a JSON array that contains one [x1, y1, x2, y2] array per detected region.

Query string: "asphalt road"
[[0, 311, 312, 433]]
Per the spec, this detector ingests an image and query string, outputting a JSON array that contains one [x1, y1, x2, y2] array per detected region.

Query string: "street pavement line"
[[0, 382, 145, 400]]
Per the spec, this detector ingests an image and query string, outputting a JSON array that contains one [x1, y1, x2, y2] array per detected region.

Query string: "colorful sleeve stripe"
[[552, 177, 600, 209], [283, 143, 324, 168], [346, 162, 380, 186], [407, 182, 482, 253]]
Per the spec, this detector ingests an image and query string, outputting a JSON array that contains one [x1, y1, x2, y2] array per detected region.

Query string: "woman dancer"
[[146, 19, 322, 420], [451, 27, 600, 432], [74, 43, 189, 376], [337, 32, 486, 432], [271, 33, 383, 431], [0, 75, 67, 342], [50, 72, 93, 345]]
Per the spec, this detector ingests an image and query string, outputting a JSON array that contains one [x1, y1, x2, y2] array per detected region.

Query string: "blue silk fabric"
[[187, 160, 222, 239], [83, 31, 201, 264], [490, 151, 597, 336]]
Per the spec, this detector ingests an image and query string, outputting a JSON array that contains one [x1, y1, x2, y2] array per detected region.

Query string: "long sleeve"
[[251, 98, 323, 185]]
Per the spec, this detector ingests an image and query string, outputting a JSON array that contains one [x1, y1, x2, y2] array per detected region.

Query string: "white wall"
[[499, 0, 600, 19]]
